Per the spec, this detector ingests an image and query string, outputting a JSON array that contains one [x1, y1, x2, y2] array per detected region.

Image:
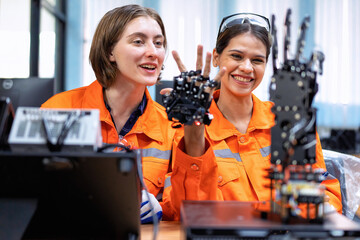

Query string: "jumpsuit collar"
[[207, 90, 275, 141], [81, 80, 166, 143], [129, 89, 166, 143], [82, 80, 113, 126], [104, 92, 147, 137]]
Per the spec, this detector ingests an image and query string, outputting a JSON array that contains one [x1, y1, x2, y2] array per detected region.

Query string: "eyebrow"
[[127, 32, 164, 39], [228, 49, 266, 59]]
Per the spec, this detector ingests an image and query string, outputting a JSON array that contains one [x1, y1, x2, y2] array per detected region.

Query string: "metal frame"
[[29, 0, 67, 92]]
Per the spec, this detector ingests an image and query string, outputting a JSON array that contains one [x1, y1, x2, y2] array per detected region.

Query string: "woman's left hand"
[[171, 45, 225, 157]]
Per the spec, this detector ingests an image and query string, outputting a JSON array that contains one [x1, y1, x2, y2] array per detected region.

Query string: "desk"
[[141, 221, 181, 240]]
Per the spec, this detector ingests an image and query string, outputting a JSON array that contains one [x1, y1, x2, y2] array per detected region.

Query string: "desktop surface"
[[141, 221, 181, 240]]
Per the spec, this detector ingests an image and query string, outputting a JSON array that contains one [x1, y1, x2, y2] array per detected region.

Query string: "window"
[[0, 0, 66, 92], [0, 0, 31, 78]]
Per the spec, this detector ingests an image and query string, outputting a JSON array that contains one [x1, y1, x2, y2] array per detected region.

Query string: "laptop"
[[0, 151, 141, 240], [181, 200, 360, 239]]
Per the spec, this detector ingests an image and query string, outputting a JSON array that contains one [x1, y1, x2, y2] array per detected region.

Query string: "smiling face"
[[213, 32, 267, 98], [109, 16, 166, 87]]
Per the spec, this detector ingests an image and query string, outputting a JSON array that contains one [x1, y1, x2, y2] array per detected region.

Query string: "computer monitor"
[[0, 151, 141, 239], [0, 77, 55, 111]]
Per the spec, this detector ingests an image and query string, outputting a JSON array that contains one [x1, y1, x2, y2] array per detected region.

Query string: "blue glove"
[[140, 189, 163, 224]]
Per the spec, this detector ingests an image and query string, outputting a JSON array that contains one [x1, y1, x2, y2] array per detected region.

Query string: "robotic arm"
[[268, 9, 326, 222], [162, 70, 218, 127]]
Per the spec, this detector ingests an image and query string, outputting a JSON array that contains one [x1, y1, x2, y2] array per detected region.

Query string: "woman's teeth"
[[233, 76, 252, 82], [141, 64, 156, 70]]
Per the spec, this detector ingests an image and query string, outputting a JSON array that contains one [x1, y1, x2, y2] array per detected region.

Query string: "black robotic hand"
[[269, 9, 325, 167], [266, 9, 328, 222], [162, 70, 218, 127]]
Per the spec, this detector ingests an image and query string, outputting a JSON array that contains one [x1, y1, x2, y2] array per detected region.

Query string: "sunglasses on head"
[[217, 13, 271, 38]]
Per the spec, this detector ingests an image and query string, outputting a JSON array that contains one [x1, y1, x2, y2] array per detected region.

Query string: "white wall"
[[82, 0, 360, 129]]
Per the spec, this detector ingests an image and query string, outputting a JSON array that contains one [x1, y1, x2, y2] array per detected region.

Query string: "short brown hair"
[[89, 4, 167, 88]]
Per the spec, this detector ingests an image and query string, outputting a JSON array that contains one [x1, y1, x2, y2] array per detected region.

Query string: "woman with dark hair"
[[42, 4, 176, 223], [161, 13, 342, 221]]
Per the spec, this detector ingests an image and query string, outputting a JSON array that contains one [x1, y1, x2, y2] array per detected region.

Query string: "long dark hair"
[[215, 22, 272, 61]]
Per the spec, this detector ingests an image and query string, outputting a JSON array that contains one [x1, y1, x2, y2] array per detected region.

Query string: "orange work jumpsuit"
[[41, 80, 177, 198], [162, 90, 342, 220]]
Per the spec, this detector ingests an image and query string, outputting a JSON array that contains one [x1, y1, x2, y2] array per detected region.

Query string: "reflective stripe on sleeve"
[[142, 148, 171, 160], [214, 149, 242, 162], [164, 176, 171, 189], [260, 146, 271, 157]]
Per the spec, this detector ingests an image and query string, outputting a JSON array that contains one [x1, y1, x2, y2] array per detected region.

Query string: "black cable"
[[135, 149, 159, 240], [97, 143, 132, 152], [41, 110, 85, 152], [42, 116, 57, 151], [56, 111, 84, 148]]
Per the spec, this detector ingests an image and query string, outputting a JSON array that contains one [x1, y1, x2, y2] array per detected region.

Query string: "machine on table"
[[0, 104, 142, 239]]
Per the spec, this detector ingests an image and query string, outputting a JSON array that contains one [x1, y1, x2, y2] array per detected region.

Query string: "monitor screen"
[[0, 77, 55, 111]]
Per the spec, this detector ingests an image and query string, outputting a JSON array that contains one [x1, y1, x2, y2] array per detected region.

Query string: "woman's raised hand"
[[172, 45, 226, 82], [171, 45, 225, 157]]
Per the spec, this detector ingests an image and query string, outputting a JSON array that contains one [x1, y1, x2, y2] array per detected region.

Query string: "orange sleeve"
[[314, 132, 343, 213], [160, 137, 222, 221]]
